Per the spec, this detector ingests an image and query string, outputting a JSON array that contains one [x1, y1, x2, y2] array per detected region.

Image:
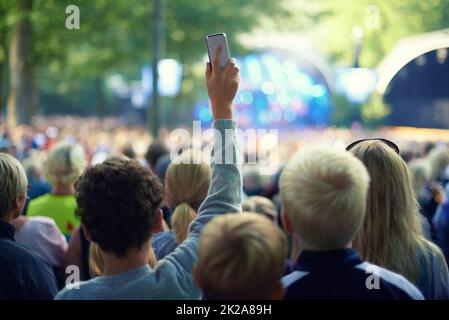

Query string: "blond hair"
[[350, 140, 446, 284], [408, 158, 431, 195], [196, 213, 287, 299], [0, 153, 28, 218], [44, 142, 87, 187], [279, 146, 370, 250], [426, 147, 449, 181], [165, 149, 211, 243], [242, 196, 277, 221]]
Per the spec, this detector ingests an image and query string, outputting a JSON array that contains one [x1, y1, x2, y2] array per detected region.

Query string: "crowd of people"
[[1, 47, 449, 299]]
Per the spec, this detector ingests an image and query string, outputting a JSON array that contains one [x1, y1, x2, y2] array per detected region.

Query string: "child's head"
[[279, 146, 370, 251], [194, 213, 287, 300], [0, 153, 28, 220], [165, 149, 211, 243], [242, 196, 277, 222], [44, 142, 87, 188], [75, 158, 163, 257]]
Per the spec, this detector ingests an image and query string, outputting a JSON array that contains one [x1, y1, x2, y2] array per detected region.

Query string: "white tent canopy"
[[377, 28, 449, 94]]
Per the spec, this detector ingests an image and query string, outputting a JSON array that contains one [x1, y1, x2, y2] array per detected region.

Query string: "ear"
[[281, 211, 295, 234], [151, 209, 163, 234], [192, 265, 202, 289], [269, 282, 285, 300], [81, 224, 93, 242], [12, 195, 21, 210], [12, 194, 26, 219]]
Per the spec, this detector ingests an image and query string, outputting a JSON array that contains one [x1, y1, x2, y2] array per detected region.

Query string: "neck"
[[52, 183, 75, 195], [300, 239, 352, 251], [11, 215, 28, 231], [102, 241, 151, 276], [1, 211, 17, 225]]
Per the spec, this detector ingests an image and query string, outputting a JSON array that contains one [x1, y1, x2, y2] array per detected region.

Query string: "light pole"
[[352, 26, 363, 68], [150, 0, 164, 138]]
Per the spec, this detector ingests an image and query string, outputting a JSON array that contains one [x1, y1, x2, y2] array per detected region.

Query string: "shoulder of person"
[[27, 216, 67, 240], [28, 215, 58, 226], [27, 194, 50, 209], [55, 281, 90, 300], [364, 262, 424, 300], [153, 231, 174, 241]]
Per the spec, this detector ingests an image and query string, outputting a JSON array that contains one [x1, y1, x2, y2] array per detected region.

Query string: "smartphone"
[[206, 33, 230, 69]]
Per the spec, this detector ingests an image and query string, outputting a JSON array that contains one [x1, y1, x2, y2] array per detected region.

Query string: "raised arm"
[[155, 46, 242, 299], [189, 45, 242, 234]]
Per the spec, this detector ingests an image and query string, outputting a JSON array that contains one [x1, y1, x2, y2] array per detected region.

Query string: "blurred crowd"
[[1, 109, 449, 299]]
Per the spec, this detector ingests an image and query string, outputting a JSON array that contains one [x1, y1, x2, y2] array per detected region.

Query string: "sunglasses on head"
[[345, 138, 400, 154]]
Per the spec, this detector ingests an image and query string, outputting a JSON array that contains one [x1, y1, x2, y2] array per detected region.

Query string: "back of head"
[[121, 146, 136, 159], [196, 213, 287, 299], [44, 142, 87, 187], [22, 157, 40, 179], [426, 146, 449, 181], [349, 140, 435, 282], [242, 196, 277, 222], [145, 141, 169, 170], [0, 153, 28, 220], [279, 146, 370, 250], [75, 158, 163, 257], [166, 149, 211, 243], [408, 158, 431, 195]]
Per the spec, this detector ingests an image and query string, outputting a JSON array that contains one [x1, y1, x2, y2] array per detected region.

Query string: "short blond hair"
[[196, 213, 287, 299], [427, 147, 449, 181], [44, 142, 87, 187], [242, 196, 277, 221], [0, 153, 28, 218], [408, 158, 431, 194], [280, 146, 370, 250]]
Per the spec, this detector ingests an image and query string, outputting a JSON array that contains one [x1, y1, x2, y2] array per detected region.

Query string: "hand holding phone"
[[206, 33, 231, 69], [205, 40, 239, 120]]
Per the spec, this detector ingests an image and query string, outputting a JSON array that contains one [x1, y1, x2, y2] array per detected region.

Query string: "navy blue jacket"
[[282, 249, 424, 300], [0, 220, 58, 299]]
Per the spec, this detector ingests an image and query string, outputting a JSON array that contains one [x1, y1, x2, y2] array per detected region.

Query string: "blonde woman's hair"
[[279, 146, 370, 250], [0, 153, 28, 218], [44, 142, 87, 187], [165, 149, 211, 244], [89, 242, 157, 277], [196, 212, 287, 299], [242, 196, 277, 222], [350, 140, 446, 284], [426, 147, 449, 181], [408, 158, 431, 195]]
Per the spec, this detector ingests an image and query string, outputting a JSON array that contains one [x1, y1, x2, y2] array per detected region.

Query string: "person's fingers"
[[213, 46, 222, 71], [230, 66, 239, 77], [205, 62, 212, 80], [223, 58, 237, 75]]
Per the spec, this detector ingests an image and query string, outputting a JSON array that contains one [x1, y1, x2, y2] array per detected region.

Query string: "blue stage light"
[[284, 108, 297, 122], [199, 107, 212, 122]]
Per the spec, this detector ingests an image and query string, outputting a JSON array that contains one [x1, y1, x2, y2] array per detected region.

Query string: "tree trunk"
[[0, 61, 3, 111], [95, 77, 106, 117], [7, 0, 34, 127]]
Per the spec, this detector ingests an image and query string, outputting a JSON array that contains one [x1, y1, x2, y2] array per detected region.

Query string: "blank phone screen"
[[206, 33, 230, 69]]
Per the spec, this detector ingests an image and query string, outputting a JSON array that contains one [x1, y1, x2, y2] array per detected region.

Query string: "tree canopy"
[[1, 0, 448, 126]]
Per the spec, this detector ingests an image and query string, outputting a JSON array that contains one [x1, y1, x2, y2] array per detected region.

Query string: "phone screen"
[[206, 33, 230, 69]]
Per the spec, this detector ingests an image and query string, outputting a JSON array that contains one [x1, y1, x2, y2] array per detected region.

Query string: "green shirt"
[[27, 194, 79, 236]]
